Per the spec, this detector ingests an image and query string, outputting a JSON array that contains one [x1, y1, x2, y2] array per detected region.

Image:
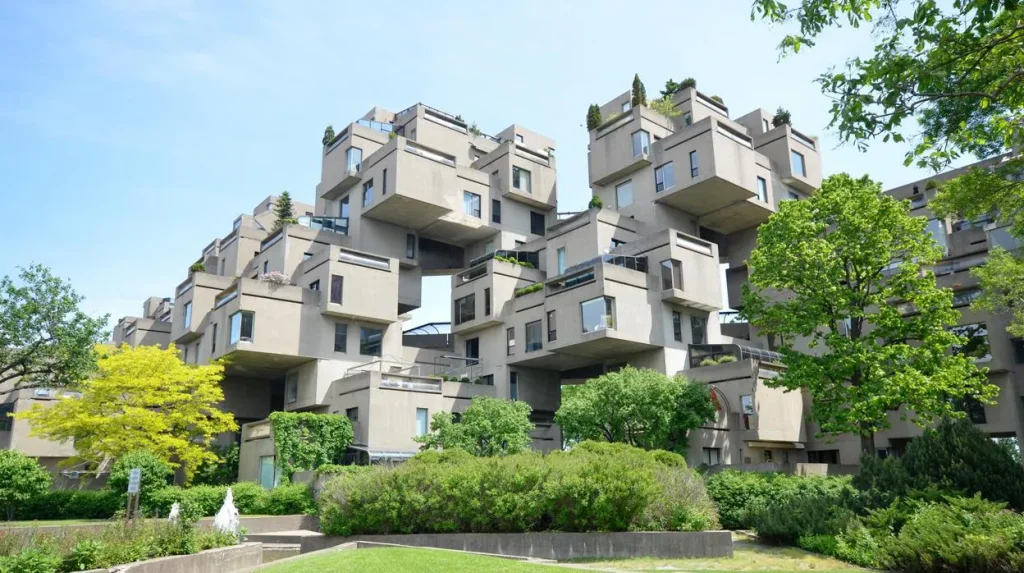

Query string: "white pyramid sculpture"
[[213, 487, 240, 534]]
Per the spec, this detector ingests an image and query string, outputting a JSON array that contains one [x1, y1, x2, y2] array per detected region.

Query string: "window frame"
[[791, 150, 807, 177], [690, 315, 707, 345], [362, 179, 374, 208], [330, 275, 343, 304], [616, 179, 633, 208], [183, 301, 193, 329], [463, 190, 482, 218], [547, 310, 557, 342], [492, 199, 502, 224], [672, 310, 682, 342], [346, 147, 362, 172], [513, 166, 532, 193], [454, 293, 476, 325], [334, 322, 348, 353], [756, 176, 768, 202], [580, 296, 615, 333], [631, 130, 650, 157], [359, 326, 383, 357], [530, 211, 545, 236], [655, 162, 675, 192], [689, 151, 699, 178], [525, 320, 543, 352], [229, 310, 255, 344], [506, 327, 515, 356]]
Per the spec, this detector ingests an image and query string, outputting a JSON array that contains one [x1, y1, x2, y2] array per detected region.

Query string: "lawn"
[[257, 546, 559, 572]]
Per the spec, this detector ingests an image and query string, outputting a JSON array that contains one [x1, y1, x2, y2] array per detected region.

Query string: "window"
[[454, 294, 476, 325], [258, 456, 278, 489], [631, 130, 650, 156], [415, 408, 429, 437], [303, 252, 313, 261], [702, 447, 721, 466], [616, 180, 633, 208], [506, 327, 515, 356], [513, 166, 532, 193], [346, 147, 362, 172], [763, 450, 774, 463], [465, 337, 480, 362], [791, 150, 806, 177], [927, 218, 949, 255], [346, 407, 358, 423], [381, 168, 387, 195], [211, 323, 217, 353], [581, 296, 615, 333], [362, 179, 374, 207], [763, 118, 770, 132], [309, 280, 320, 291], [339, 195, 350, 219], [756, 177, 768, 202], [690, 315, 707, 344], [525, 320, 542, 352], [1013, 339, 1024, 364], [183, 302, 193, 329], [952, 288, 981, 308], [463, 190, 481, 218], [285, 373, 298, 404], [672, 310, 682, 342], [689, 151, 699, 177], [515, 134, 524, 143], [548, 310, 557, 342], [219, 259, 226, 275], [808, 450, 839, 464], [683, 112, 693, 126], [557, 247, 567, 274], [485, 240, 495, 254], [530, 211, 545, 235], [330, 275, 343, 304], [660, 259, 682, 290], [360, 327, 383, 356], [183, 346, 189, 364], [480, 375, 494, 386], [406, 234, 416, 259], [492, 199, 501, 223], [621, 101, 631, 113], [333, 322, 347, 352], [262, 261, 269, 274], [656, 162, 675, 192], [509, 372, 519, 400], [951, 323, 991, 361], [229, 311, 254, 344], [0, 403, 14, 431]]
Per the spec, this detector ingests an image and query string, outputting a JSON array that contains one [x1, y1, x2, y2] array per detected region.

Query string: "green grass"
[[257, 546, 558, 572]]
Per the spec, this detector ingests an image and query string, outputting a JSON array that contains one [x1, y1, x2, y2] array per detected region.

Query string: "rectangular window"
[[381, 168, 387, 195], [961, 396, 988, 424], [689, 151, 699, 178], [683, 111, 692, 126], [807, 450, 839, 464], [631, 130, 650, 157], [0, 403, 14, 431], [621, 101, 631, 113], [756, 177, 768, 202], [740, 394, 754, 429], [513, 166, 532, 193], [454, 294, 476, 325], [581, 296, 615, 333], [416, 408, 429, 437], [950, 323, 992, 361], [346, 147, 362, 172], [515, 134, 524, 143], [463, 190, 481, 218], [339, 195, 350, 219], [258, 456, 277, 489], [660, 260, 682, 291], [787, 191, 800, 201], [183, 346, 188, 364], [702, 447, 721, 466], [229, 311, 254, 344], [531, 211, 545, 235], [334, 322, 348, 352], [346, 407, 358, 423], [485, 240, 495, 254], [211, 323, 217, 354], [547, 310, 557, 342], [285, 372, 298, 404], [656, 162, 675, 192], [672, 310, 682, 342], [309, 280, 320, 291], [406, 234, 416, 259], [492, 199, 502, 223], [616, 180, 633, 207], [557, 247, 566, 274], [791, 150, 807, 177], [509, 371, 519, 400], [763, 118, 770, 132], [480, 374, 494, 386], [362, 179, 374, 207], [183, 302, 193, 328], [525, 320, 542, 352], [506, 327, 515, 356], [690, 315, 707, 345], [484, 288, 491, 316], [330, 275, 343, 304], [465, 337, 480, 361], [263, 261, 269, 274], [360, 327, 383, 356], [1012, 338, 1024, 364]]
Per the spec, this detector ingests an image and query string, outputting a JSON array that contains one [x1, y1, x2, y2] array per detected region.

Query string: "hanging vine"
[[268, 412, 353, 478]]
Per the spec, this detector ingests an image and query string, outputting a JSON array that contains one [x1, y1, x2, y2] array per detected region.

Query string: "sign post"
[[125, 468, 141, 524]]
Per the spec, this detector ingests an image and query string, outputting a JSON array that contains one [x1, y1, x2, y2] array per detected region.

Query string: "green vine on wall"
[[268, 412, 354, 478]]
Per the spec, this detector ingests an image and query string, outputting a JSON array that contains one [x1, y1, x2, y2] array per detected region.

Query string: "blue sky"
[[0, 0, 954, 330]]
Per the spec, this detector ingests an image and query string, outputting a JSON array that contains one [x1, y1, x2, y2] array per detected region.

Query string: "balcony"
[[480, 140, 557, 210], [451, 258, 544, 335], [358, 137, 456, 229], [297, 215, 348, 236], [659, 232, 723, 311], [688, 344, 783, 370], [754, 124, 822, 194], [171, 273, 236, 344], [306, 248, 399, 324], [588, 106, 674, 186]]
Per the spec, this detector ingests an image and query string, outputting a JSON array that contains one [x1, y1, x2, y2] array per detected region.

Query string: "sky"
[[0, 0, 962, 331]]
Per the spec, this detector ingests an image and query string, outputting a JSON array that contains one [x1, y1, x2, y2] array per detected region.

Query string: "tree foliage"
[[648, 96, 682, 118], [322, 124, 335, 146], [14, 344, 237, 483], [661, 78, 681, 97], [108, 450, 172, 500], [555, 366, 714, 453], [272, 191, 297, 231], [268, 411, 353, 477], [0, 450, 51, 521], [192, 444, 239, 486], [585, 104, 602, 130], [416, 396, 534, 456], [772, 107, 792, 127], [631, 73, 647, 107], [0, 264, 107, 392], [741, 173, 993, 452]]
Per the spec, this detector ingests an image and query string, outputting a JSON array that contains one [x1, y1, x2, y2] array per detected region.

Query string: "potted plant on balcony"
[[680, 77, 696, 90], [189, 262, 206, 274], [322, 125, 335, 146], [586, 104, 602, 130], [772, 107, 792, 127], [588, 195, 603, 209]]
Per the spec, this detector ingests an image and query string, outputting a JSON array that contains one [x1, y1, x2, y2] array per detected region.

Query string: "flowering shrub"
[[258, 271, 291, 286]]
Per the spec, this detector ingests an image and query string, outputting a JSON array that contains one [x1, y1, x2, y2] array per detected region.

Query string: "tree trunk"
[[860, 432, 876, 456]]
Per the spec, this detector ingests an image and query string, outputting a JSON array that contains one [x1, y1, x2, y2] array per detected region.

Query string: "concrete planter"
[[81, 542, 261, 573]]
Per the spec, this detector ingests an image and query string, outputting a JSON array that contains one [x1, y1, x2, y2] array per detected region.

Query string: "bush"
[[588, 195, 602, 209], [264, 483, 314, 515], [14, 489, 120, 521], [192, 445, 239, 486], [750, 493, 857, 543], [705, 470, 855, 530], [586, 104, 602, 131], [188, 262, 206, 273], [145, 482, 273, 518], [319, 441, 717, 536], [0, 451, 52, 521], [108, 451, 172, 504]]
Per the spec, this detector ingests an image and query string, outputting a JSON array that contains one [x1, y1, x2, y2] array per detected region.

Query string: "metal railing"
[[355, 119, 394, 134], [297, 215, 349, 235], [467, 249, 540, 269], [563, 254, 648, 276]]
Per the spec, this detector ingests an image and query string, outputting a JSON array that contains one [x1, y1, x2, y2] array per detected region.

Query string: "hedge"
[[144, 482, 314, 517], [319, 442, 719, 536], [704, 470, 855, 530], [13, 490, 122, 521]]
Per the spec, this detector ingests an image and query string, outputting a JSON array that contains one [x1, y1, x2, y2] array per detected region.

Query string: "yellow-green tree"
[[15, 344, 236, 483]]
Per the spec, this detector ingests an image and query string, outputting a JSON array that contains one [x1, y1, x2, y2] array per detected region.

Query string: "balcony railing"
[[689, 343, 783, 369], [355, 119, 394, 134], [933, 253, 987, 276], [791, 128, 816, 150], [298, 215, 349, 236], [563, 254, 648, 276], [467, 249, 540, 269]]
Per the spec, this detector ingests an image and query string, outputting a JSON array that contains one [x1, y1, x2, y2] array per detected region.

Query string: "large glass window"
[[548, 310, 557, 342], [330, 275, 343, 304], [690, 315, 707, 345], [951, 323, 992, 361], [465, 337, 480, 361], [557, 247, 566, 274], [581, 296, 615, 333], [359, 327, 383, 356], [492, 199, 501, 223], [660, 259, 682, 290], [740, 394, 754, 429], [506, 327, 515, 356], [689, 151, 699, 177], [229, 311, 254, 344], [463, 190, 481, 218], [927, 218, 948, 255], [672, 310, 682, 342], [362, 179, 374, 208], [454, 294, 476, 325], [339, 195, 350, 219], [525, 320, 543, 352], [258, 456, 278, 489], [791, 150, 807, 177], [509, 372, 519, 400], [513, 166, 532, 193], [415, 408, 429, 437], [756, 177, 768, 202], [183, 302, 193, 328], [616, 180, 633, 208], [531, 211, 545, 235], [346, 147, 362, 172], [631, 130, 650, 157], [702, 447, 721, 466], [656, 162, 675, 192], [334, 322, 347, 352]]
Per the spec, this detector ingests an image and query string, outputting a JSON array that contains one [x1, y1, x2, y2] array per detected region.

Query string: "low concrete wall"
[[0, 515, 318, 537], [81, 543, 261, 573], [302, 531, 733, 559]]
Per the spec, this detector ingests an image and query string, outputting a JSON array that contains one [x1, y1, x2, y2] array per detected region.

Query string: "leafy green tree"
[[0, 265, 108, 393], [679, 77, 696, 90], [322, 125, 335, 146], [416, 396, 534, 456], [741, 173, 994, 453], [586, 104, 602, 130], [191, 444, 239, 486], [272, 191, 298, 231], [649, 96, 681, 118], [108, 450, 172, 501], [631, 73, 647, 107], [660, 78, 681, 97], [555, 366, 714, 453], [0, 450, 51, 521], [771, 107, 791, 127]]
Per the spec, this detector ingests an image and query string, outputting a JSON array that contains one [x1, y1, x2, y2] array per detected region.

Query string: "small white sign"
[[127, 468, 141, 494]]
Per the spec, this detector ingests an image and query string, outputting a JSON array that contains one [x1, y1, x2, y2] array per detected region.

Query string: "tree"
[[680, 77, 697, 90], [272, 191, 297, 231], [631, 73, 647, 107], [660, 78, 681, 98], [416, 396, 533, 456], [586, 104, 602, 130], [0, 450, 51, 521], [555, 366, 714, 453], [108, 450, 172, 499], [15, 344, 237, 483], [0, 264, 108, 393], [648, 96, 682, 119], [740, 173, 994, 453], [771, 107, 791, 127], [322, 124, 335, 146], [192, 444, 239, 486]]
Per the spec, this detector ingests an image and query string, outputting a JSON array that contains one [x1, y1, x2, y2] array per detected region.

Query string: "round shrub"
[[108, 451, 172, 502], [705, 470, 855, 530], [0, 450, 52, 521], [264, 483, 314, 515]]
